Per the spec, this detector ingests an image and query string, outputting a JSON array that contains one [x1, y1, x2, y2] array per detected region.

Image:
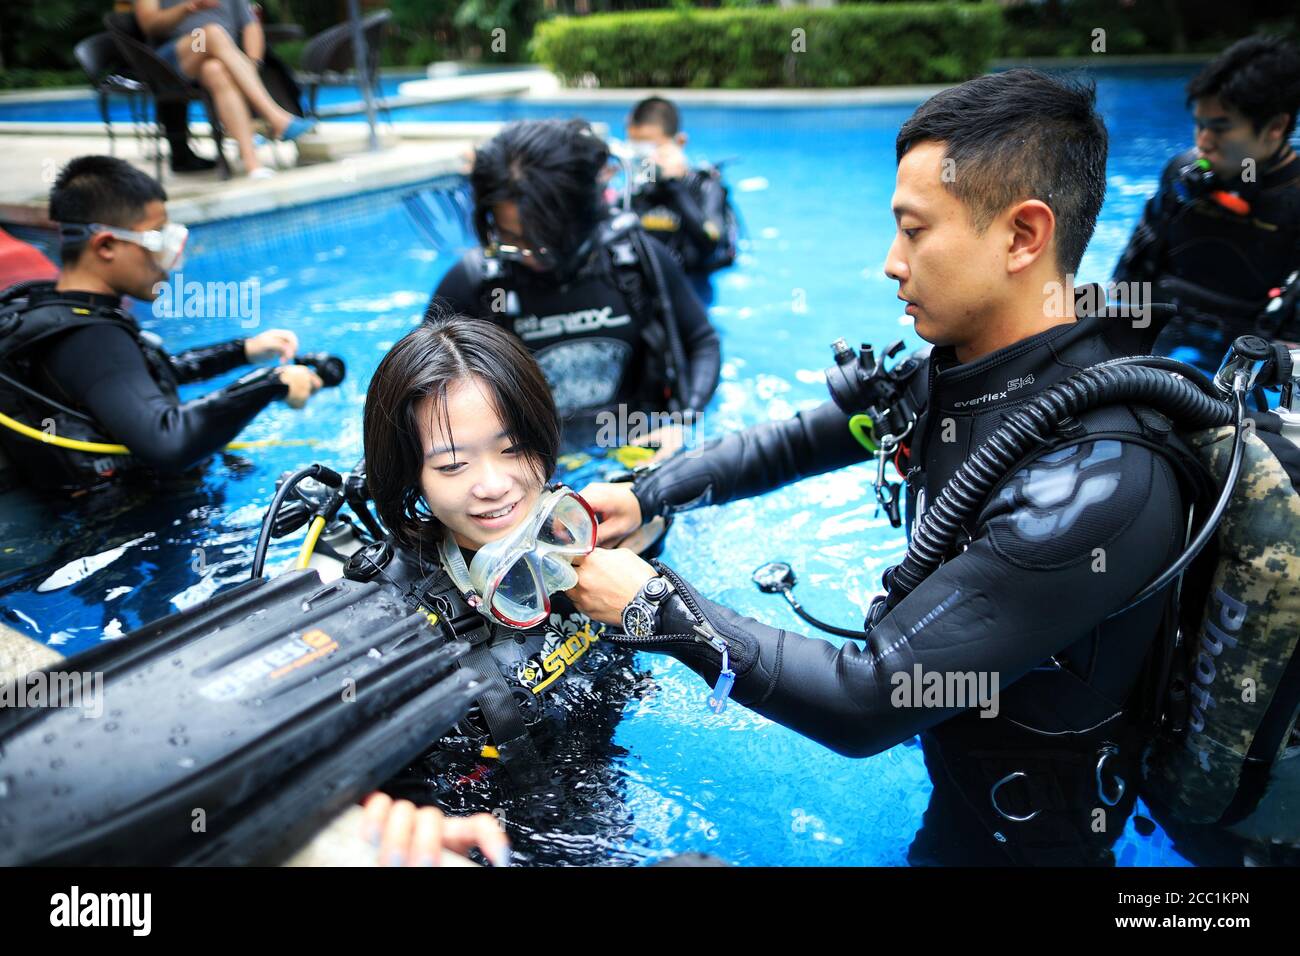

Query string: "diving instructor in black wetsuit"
[[0, 155, 322, 494], [569, 71, 1193, 866]]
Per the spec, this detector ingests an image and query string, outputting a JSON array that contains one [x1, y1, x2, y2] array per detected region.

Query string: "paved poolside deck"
[[0, 123, 494, 229]]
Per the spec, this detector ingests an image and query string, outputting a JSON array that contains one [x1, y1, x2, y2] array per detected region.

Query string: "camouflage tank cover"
[[1143, 422, 1300, 826]]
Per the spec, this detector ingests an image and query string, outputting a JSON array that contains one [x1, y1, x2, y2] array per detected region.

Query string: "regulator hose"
[[867, 358, 1234, 630]]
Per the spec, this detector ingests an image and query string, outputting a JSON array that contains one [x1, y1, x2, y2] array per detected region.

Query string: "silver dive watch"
[[621, 575, 675, 638]]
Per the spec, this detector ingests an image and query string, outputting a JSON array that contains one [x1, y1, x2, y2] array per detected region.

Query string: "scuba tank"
[[1142, 338, 1300, 835]]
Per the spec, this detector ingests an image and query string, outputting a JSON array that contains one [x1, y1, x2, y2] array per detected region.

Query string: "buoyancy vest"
[[0, 283, 178, 490]]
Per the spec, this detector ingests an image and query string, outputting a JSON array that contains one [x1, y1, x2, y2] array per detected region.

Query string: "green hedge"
[[0, 69, 85, 91], [530, 3, 1004, 88]]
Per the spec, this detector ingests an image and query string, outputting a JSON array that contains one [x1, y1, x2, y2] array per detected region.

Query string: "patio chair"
[[299, 10, 393, 122], [102, 12, 232, 181], [72, 32, 151, 158]]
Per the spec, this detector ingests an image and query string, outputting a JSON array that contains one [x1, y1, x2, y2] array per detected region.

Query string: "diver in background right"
[[1113, 35, 1300, 383], [624, 96, 740, 306]]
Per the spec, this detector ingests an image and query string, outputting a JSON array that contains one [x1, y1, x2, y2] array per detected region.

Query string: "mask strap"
[[437, 531, 483, 612], [58, 222, 105, 249]]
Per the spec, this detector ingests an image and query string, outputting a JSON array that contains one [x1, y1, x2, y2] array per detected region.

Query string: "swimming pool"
[[0, 73, 416, 123], [2, 67, 1244, 865]]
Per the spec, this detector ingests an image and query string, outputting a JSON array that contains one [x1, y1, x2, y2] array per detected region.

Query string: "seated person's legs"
[[174, 24, 304, 175]]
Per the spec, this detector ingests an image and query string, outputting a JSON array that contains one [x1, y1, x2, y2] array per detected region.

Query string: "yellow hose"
[[0, 410, 317, 454], [297, 515, 326, 569], [0, 410, 131, 453], [226, 438, 319, 450]]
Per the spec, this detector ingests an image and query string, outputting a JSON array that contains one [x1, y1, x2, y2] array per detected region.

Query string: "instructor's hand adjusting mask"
[[439, 486, 598, 629], [59, 221, 190, 272]]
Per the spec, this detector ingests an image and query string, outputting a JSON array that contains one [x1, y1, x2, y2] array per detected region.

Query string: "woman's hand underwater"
[[361, 792, 510, 867]]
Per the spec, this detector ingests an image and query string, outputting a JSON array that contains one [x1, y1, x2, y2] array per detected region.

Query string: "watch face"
[[622, 602, 655, 637]]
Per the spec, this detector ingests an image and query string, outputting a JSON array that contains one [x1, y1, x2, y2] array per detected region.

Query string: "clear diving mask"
[[438, 485, 598, 629], [59, 221, 190, 272]]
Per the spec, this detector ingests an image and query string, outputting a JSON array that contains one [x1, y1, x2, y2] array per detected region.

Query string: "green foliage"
[[999, 0, 1300, 57], [0, 68, 84, 90], [531, 4, 1004, 88], [454, 0, 544, 62], [0, 0, 106, 73]]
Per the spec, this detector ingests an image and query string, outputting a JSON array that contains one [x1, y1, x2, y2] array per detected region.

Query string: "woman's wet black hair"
[[469, 118, 610, 264], [363, 315, 559, 553], [1187, 35, 1300, 140], [49, 155, 168, 265], [895, 69, 1107, 276]]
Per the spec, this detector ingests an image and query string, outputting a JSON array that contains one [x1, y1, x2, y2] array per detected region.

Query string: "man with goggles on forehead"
[[0, 156, 322, 494], [427, 119, 721, 452]]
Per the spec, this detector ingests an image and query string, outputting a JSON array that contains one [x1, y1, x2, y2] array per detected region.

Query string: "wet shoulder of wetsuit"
[[640, 232, 721, 414], [689, 167, 731, 249], [631, 397, 874, 521], [39, 319, 287, 473], [659, 172, 724, 267], [650, 432, 1185, 759]]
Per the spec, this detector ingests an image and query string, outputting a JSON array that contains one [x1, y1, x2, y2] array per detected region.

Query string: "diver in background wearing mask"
[[623, 96, 739, 306], [427, 119, 721, 454], [0, 155, 323, 494]]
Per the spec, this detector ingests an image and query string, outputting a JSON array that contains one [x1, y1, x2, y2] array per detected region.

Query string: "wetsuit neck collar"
[[928, 313, 1105, 412], [1261, 143, 1298, 183], [30, 287, 128, 315]]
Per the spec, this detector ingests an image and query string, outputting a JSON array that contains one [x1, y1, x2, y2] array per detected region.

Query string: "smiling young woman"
[[359, 316, 646, 863]]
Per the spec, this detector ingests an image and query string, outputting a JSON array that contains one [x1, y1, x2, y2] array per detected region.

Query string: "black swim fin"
[[0, 569, 482, 865]]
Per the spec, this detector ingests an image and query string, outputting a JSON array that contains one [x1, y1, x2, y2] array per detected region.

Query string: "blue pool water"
[[2, 67, 1237, 865]]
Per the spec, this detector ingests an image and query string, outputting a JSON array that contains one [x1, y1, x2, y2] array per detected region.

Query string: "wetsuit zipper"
[[611, 563, 736, 712]]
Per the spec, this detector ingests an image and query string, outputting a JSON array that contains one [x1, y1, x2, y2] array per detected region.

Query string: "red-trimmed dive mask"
[[438, 486, 598, 629]]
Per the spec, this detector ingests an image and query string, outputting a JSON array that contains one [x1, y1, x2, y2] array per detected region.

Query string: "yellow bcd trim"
[[0, 410, 317, 455]]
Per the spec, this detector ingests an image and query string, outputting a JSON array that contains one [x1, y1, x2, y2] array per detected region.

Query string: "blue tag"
[[708, 667, 735, 715]]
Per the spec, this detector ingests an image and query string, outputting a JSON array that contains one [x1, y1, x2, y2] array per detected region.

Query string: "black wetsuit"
[[371, 540, 645, 863], [1, 287, 287, 492], [428, 230, 721, 440], [625, 308, 1193, 865], [632, 166, 735, 302], [374, 540, 634, 753], [1113, 145, 1300, 374]]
